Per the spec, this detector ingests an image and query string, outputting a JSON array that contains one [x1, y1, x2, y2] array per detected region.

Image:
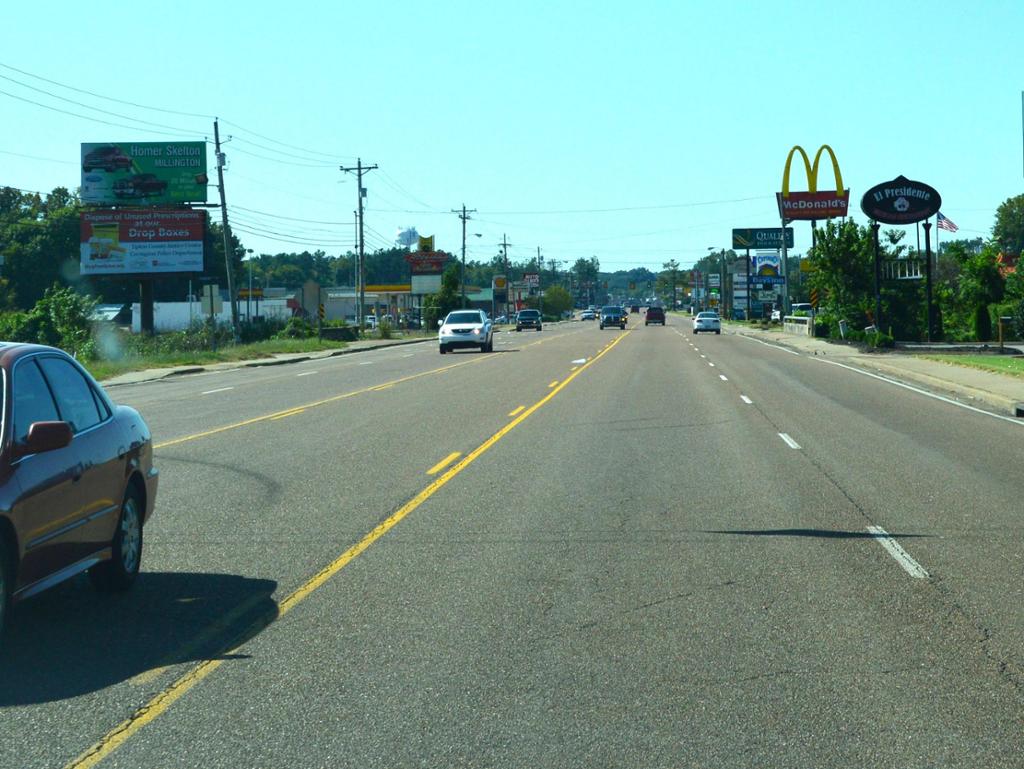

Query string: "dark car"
[[630, 305, 640, 313], [516, 309, 542, 332], [645, 306, 666, 326], [0, 344, 159, 643], [599, 306, 626, 330], [113, 173, 168, 199], [82, 145, 132, 173]]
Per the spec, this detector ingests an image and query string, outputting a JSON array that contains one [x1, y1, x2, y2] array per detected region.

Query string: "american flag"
[[937, 212, 959, 232]]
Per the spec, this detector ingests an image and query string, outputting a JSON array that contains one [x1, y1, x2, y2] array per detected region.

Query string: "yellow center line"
[[153, 356, 489, 450], [507, 406, 525, 417], [270, 408, 306, 421], [64, 328, 631, 769], [548, 380, 559, 388], [570, 366, 578, 372], [372, 383, 395, 391], [426, 451, 462, 475]]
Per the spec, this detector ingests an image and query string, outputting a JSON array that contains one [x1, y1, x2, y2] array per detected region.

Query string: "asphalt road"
[[2, 316, 1024, 768]]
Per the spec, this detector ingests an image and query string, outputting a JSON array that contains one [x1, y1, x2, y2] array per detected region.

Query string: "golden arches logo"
[[777, 144, 849, 221], [781, 144, 844, 197]]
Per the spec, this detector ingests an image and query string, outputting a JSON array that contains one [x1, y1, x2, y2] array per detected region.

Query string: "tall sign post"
[[777, 145, 849, 316], [861, 175, 942, 340]]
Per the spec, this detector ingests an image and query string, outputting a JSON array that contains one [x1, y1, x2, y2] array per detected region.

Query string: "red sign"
[[80, 208, 206, 275], [404, 250, 450, 274], [776, 190, 850, 221]]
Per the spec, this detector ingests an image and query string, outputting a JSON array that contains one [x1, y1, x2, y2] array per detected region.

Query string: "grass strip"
[[918, 354, 1024, 380]]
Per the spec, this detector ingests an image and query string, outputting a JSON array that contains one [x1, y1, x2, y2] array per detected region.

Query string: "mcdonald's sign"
[[776, 145, 850, 221]]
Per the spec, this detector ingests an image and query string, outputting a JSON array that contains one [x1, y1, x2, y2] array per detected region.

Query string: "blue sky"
[[2, 0, 1021, 272]]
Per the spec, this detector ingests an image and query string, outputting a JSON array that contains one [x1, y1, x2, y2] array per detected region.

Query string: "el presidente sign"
[[776, 144, 850, 221], [860, 176, 941, 225]]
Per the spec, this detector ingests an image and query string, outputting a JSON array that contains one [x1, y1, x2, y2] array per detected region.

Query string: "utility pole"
[[452, 204, 476, 308], [213, 119, 239, 337], [340, 159, 378, 333], [501, 233, 511, 319], [537, 246, 544, 319]]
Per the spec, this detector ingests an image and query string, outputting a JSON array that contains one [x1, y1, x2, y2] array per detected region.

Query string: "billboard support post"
[[140, 280, 154, 335], [923, 221, 934, 342], [213, 120, 239, 338]]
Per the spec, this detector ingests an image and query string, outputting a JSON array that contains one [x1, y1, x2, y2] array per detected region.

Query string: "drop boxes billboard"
[[81, 142, 208, 206], [80, 209, 206, 275]]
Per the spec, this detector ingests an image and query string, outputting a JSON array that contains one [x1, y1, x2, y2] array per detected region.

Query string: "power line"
[[0, 148, 77, 165], [0, 87, 204, 139], [219, 119, 357, 162], [228, 145, 338, 168], [230, 205, 355, 226], [0, 60, 214, 119], [0, 72, 205, 135]]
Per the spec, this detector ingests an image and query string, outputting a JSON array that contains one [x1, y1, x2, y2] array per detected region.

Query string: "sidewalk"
[[101, 336, 436, 387], [724, 322, 1024, 418]]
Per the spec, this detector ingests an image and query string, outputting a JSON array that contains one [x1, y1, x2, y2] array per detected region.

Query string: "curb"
[[102, 336, 435, 386], [850, 358, 1022, 417]]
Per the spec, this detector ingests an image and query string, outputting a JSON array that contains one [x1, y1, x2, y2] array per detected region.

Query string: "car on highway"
[[579, 309, 596, 321], [599, 305, 626, 330], [645, 306, 666, 326], [82, 145, 132, 173], [515, 309, 542, 332], [0, 343, 159, 643], [693, 311, 721, 334], [439, 310, 494, 353], [112, 173, 168, 199]]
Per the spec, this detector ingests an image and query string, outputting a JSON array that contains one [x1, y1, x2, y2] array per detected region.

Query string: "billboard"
[[80, 209, 206, 275], [81, 142, 208, 206], [732, 228, 794, 250], [777, 144, 849, 221]]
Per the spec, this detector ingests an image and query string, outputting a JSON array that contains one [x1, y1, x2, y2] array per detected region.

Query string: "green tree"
[[945, 241, 1005, 341], [993, 194, 1024, 257], [526, 284, 571, 318], [423, 262, 461, 327]]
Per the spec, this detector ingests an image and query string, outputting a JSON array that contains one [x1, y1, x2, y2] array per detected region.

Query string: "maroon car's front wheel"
[[89, 489, 143, 592]]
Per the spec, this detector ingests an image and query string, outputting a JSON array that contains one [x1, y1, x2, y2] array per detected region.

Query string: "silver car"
[[438, 310, 494, 354], [693, 311, 721, 334]]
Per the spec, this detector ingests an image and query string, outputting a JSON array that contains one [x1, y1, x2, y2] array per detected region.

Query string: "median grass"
[[86, 337, 351, 382], [918, 354, 1024, 380]]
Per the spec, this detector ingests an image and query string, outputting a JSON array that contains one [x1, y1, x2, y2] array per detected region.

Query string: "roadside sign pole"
[[779, 217, 791, 316], [923, 221, 934, 342], [871, 222, 882, 330], [745, 248, 751, 320]]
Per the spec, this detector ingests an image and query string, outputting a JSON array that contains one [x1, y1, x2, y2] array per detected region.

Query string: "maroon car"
[[0, 344, 158, 644], [645, 306, 666, 325]]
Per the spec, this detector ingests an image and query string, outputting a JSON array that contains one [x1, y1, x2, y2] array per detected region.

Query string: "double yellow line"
[[66, 330, 630, 769]]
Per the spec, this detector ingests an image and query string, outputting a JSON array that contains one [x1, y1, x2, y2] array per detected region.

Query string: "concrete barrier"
[[783, 316, 814, 336]]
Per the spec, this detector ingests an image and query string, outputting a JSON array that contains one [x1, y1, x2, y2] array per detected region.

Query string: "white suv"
[[438, 310, 493, 354]]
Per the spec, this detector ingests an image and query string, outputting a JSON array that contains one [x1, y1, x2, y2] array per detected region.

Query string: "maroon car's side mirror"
[[16, 421, 73, 458]]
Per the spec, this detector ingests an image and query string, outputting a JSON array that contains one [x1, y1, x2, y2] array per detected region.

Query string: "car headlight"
[[472, 328, 481, 335]]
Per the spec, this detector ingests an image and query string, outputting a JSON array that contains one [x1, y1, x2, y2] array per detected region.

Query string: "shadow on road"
[[703, 528, 934, 539], [0, 571, 278, 706]]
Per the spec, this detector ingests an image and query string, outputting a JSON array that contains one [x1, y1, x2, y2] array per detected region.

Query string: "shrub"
[[274, 317, 316, 339], [0, 312, 30, 342], [868, 329, 895, 349]]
